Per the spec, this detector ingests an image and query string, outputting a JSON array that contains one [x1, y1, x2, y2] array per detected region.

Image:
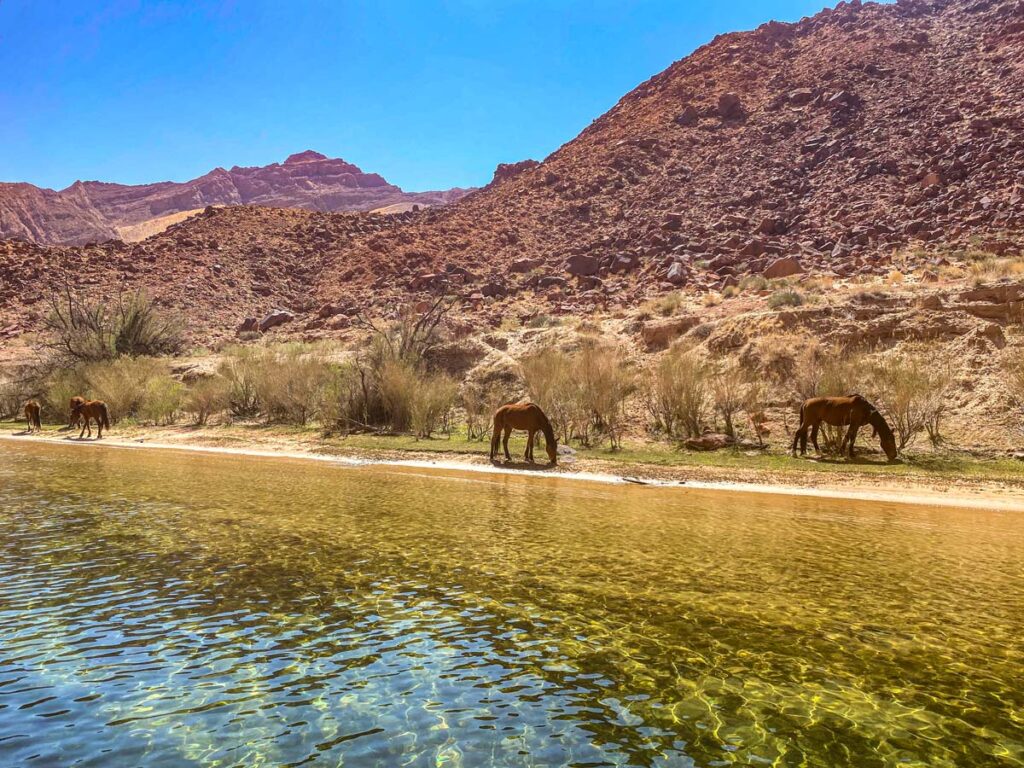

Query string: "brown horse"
[[69, 396, 86, 428], [23, 400, 42, 433], [791, 394, 898, 461], [71, 399, 110, 439], [490, 402, 558, 465]]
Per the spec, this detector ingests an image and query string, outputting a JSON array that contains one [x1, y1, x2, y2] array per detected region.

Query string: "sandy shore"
[[3, 429, 1022, 513]]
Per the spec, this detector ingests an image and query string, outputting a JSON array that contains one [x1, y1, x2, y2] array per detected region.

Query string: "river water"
[[0, 441, 1021, 767]]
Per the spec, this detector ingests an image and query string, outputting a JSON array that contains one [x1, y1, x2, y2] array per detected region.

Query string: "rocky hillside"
[[0, 151, 470, 246], [3, 0, 1024, 338], [309, 0, 1024, 312]]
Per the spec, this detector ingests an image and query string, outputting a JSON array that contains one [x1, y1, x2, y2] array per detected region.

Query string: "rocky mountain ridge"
[[0, 151, 470, 245]]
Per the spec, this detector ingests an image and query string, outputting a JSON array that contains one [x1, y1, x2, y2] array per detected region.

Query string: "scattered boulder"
[[718, 92, 744, 119], [237, 317, 259, 334], [762, 256, 805, 279], [565, 254, 601, 277], [258, 309, 295, 332], [684, 433, 736, 451], [640, 315, 701, 350]]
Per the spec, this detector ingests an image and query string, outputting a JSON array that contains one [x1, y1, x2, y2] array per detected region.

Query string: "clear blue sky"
[[1, 0, 845, 192]]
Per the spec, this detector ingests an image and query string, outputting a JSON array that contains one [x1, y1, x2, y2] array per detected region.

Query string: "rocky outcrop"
[[0, 151, 472, 245]]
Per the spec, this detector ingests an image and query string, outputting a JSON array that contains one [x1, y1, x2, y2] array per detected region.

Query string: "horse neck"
[[539, 413, 556, 446], [867, 409, 889, 435]]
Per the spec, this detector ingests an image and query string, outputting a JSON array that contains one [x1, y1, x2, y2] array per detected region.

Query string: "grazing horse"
[[490, 402, 558, 465], [791, 394, 898, 461], [71, 399, 110, 439], [69, 396, 86, 428], [23, 400, 42, 433]]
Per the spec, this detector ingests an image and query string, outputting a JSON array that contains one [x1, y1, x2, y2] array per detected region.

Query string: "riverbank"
[[4, 420, 1024, 512]]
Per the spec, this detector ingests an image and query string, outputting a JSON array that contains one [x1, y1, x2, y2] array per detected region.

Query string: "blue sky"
[[1, 1, 845, 192]]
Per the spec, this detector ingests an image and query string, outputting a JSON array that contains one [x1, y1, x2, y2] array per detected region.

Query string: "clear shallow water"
[[0, 442, 1022, 767]]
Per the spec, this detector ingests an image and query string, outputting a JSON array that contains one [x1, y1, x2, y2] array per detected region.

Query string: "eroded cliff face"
[[0, 151, 470, 245]]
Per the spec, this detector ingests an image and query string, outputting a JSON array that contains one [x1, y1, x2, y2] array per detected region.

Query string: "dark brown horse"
[[23, 400, 42, 433], [71, 399, 110, 439], [69, 396, 86, 428], [791, 394, 897, 461], [490, 402, 558, 465]]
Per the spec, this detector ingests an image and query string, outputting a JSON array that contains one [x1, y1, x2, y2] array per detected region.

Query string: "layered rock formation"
[[0, 151, 470, 245]]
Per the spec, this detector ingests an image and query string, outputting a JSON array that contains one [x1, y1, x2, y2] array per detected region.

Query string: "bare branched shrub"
[[251, 346, 330, 425], [743, 377, 771, 447], [43, 288, 182, 364], [866, 348, 954, 450], [710, 359, 746, 438], [183, 376, 232, 426], [643, 345, 710, 438]]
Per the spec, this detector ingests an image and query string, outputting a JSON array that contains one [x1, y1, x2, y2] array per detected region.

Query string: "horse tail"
[[99, 403, 110, 429]]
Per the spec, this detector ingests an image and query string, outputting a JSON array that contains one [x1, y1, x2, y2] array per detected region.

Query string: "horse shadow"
[[804, 455, 902, 466], [490, 459, 557, 472]]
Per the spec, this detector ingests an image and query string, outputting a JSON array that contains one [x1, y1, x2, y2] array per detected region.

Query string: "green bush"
[[139, 375, 185, 425], [83, 357, 171, 422], [251, 345, 331, 425], [767, 289, 804, 309], [410, 374, 458, 439], [217, 347, 262, 419]]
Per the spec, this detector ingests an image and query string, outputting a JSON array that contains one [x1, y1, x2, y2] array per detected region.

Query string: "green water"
[[0, 442, 1022, 767]]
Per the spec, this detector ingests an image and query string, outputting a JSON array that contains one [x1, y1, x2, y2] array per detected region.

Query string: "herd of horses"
[[22, 396, 110, 439], [488, 394, 898, 466], [20, 394, 899, 464]]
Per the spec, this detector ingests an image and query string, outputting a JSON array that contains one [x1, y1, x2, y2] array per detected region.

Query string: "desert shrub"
[[83, 357, 170, 422], [710, 359, 746, 438], [139, 375, 185, 425], [738, 274, 769, 293], [42, 288, 183, 364], [574, 340, 635, 449], [410, 374, 458, 439], [114, 291, 185, 358], [251, 345, 330, 425], [743, 376, 771, 447], [462, 380, 509, 441], [526, 315, 562, 329], [767, 289, 804, 309], [643, 345, 710, 438], [865, 348, 955, 450], [646, 291, 684, 317], [183, 376, 232, 425], [217, 347, 262, 419], [520, 346, 580, 443], [377, 359, 418, 432], [0, 376, 28, 420], [1004, 347, 1024, 435]]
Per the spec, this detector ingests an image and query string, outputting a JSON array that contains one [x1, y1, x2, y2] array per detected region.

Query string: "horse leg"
[[489, 420, 501, 461], [503, 427, 512, 461], [791, 423, 805, 456], [97, 415, 103, 439], [78, 417, 87, 439], [810, 424, 821, 455], [844, 424, 858, 459], [525, 430, 534, 462]]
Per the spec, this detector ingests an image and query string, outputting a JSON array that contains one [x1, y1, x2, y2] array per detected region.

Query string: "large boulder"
[[258, 309, 295, 332], [762, 256, 805, 279], [640, 315, 701, 351], [565, 254, 601, 277], [718, 92, 744, 119]]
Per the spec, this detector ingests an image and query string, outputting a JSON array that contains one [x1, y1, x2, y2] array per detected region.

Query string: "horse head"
[[869, 410, 898, 461], [546, 438, 558, 465]]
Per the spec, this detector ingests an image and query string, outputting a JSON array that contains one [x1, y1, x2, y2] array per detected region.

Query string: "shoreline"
[[3, 430, 1023, 513]]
